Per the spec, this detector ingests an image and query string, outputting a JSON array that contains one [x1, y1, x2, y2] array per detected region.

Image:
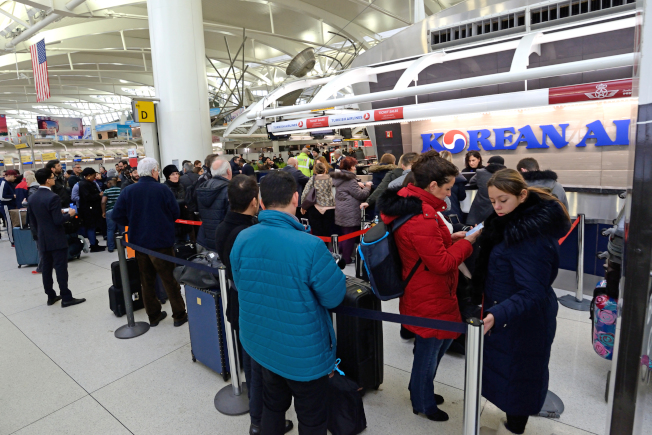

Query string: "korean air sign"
[[420, 119, 631, 153]]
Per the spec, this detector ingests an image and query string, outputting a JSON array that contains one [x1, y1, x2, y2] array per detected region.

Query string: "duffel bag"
[[173, 252, 222, 289]]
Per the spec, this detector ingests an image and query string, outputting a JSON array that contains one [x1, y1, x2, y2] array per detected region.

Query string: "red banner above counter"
[[266, 79, 633, 134]]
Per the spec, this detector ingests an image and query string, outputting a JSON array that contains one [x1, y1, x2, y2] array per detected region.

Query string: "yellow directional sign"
[[14, 143, 28, 149], [42, 152, 57, 161], [311, 107, 334, 112], [21, 155, 33, 164], [134, 101, 156, 123]]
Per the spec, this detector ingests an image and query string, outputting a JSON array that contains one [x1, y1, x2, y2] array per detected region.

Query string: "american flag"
[[29, 39, 50, 102]]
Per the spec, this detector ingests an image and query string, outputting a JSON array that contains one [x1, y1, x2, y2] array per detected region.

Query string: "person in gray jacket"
[[363, 152, 418, 212], [517, 158, 569, 212], [466, 156, 506, 226], [330, 156, 371, 264]]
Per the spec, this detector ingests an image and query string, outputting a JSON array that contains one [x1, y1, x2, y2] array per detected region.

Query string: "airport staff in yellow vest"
[[296, 147, 314, 177]]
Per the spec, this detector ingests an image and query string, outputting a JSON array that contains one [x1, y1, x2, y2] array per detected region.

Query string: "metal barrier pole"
[[463, 318, 484, 435], [214, 266, 249, 415], [114, 235, 150, 339], [559, 214, 591, 311]]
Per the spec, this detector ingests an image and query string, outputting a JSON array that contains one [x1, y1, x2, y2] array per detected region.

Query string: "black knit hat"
[[487, 156, 505, 165], [163, 164, 179, 180]]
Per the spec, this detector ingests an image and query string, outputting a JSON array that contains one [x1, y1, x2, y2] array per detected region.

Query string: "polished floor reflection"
[[0, 238, 613, 435]]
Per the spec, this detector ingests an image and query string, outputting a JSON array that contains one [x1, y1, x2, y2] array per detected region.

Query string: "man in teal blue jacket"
[[231, 171, 346, 435]]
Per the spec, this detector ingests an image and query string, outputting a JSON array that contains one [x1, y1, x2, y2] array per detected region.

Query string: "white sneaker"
[[80, 236, 90, 253]]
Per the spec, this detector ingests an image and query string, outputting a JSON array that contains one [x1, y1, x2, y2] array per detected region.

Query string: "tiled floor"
[[0, 235, 614, 435]]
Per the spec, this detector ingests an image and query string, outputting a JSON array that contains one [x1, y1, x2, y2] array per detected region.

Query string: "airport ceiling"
[[0, 0, 462, 131]]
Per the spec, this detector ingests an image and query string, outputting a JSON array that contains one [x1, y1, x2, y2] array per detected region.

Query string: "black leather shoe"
[[413, 409, 449, 421], [61, 298, 86, 308], [89, 244, 106, 252], [435, 394, 444, 405], [173, 314, 188, 327], [47, 296, 62, 306], [150, 311, 167, 326], [250, 420, 293, 434]]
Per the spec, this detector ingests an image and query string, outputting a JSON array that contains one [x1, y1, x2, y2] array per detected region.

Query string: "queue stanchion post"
[[558, 214, 591, 311], [114, 235, 150, 339], [214, 266, 249, 415], [463, 318, 484, 435]]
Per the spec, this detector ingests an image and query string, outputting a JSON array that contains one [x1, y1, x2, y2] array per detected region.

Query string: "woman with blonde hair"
[[317, 156, 333, 173], [475, 169, 570, 435], [301, 161, 336, 238]]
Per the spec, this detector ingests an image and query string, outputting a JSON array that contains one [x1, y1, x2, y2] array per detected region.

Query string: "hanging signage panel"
[[306, 116, 329, 129], [549, 79, 633, 105], [21, 155, 33, 164], [41, 152, 57, 161], [36, 116, 83, 138], [0, 114, 7, 137], [373, 107, 404, 121]]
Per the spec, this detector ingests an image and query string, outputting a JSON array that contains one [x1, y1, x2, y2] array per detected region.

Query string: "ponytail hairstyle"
[[488, 169, 570, 221]]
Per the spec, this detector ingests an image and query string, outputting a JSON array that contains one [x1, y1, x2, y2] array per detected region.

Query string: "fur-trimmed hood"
[[329, 170, 357, 188], [522, 170, 558, 182], [368, 163, 397, 173], [485, 191, 570, 246], [377, 187, 423, 218]]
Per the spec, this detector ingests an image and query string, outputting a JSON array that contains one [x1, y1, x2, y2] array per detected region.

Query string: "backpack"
[[184, 174, 209, 215], [357, 213, 421, 301], [327, 360, 367, 435]]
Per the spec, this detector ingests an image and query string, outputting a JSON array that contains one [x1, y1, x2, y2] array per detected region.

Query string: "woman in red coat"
[[377, 150, 480, 422]]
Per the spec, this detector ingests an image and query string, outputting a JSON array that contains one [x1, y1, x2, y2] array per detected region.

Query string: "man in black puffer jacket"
[[196, 158, 231, 252]]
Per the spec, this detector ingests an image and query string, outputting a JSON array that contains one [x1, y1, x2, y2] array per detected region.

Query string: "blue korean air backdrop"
[[421, 119, 631, 153]]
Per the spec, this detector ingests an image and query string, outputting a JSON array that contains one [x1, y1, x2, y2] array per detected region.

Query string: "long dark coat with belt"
[[473, 191, 570, 416], [77, 179, 103, 229]]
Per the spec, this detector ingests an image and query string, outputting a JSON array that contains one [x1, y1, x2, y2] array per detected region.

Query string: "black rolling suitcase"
[[109, 258, 144, 317], [108, 285, 144, 317], [335, 276, 383, 391]]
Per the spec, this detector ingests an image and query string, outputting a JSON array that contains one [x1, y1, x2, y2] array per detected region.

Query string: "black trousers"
[[261, 367, 328, 435], [506, 414, 529, 434], [41, 248, 73, 301]]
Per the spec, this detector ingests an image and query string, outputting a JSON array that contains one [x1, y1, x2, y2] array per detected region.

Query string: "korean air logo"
[[298, 121, 304, 128], [363, 113, 370, 120], [442, 130, 467, 153]]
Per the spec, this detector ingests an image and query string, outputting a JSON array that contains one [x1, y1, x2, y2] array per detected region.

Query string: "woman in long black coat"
[[78, 168, 105, 251], [474, 169, 570, 435], [163, 165, 190, 242]]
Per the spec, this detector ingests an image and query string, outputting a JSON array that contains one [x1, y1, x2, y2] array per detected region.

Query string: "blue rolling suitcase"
[[185, 285, 230, 381], [13, 227, 39, 267]]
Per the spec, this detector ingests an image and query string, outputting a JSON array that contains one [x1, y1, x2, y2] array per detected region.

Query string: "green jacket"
[[367, 167, 403, 208]]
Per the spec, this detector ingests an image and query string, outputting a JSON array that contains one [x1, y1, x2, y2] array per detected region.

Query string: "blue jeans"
[[79, 227, 97, 245], [242, 347, 263, 426], [409, 336, 453, 415], [106, 210, 120, 251]]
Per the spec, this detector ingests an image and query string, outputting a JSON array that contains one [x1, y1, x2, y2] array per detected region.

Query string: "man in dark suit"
[[27, 169, 86, 307]]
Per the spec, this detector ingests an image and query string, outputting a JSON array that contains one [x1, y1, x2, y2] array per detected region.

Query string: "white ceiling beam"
[[0, 7, 30, 28], [341, 0, 411, 25]]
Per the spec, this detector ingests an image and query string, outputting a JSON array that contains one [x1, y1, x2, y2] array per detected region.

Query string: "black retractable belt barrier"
[[122, 238, 485, 432], [114, 235, 150, 339]]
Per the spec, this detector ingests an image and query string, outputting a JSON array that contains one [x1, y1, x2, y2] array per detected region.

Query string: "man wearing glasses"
[[27, 169, 86, 307]]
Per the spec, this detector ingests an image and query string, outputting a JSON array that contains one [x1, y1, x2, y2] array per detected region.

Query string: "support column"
[[147, 0, 212, 167]]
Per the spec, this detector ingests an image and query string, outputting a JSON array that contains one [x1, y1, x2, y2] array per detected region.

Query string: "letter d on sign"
[[141, 111, 148, 120]]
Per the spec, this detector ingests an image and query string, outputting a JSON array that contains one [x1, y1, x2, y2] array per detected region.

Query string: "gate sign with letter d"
[[134, 101, 156, 123]]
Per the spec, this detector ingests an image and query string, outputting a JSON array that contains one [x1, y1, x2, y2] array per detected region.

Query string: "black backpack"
[[357, 213, 421, 301], [327, 360, 367, 435]]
